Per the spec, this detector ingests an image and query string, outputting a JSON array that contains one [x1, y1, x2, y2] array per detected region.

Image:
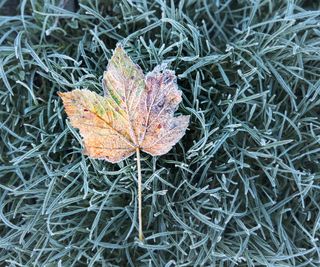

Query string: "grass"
[[1, 0, 320, 266]]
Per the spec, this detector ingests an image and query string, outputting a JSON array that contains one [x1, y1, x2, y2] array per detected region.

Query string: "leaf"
[[58, 44, 190, 163]]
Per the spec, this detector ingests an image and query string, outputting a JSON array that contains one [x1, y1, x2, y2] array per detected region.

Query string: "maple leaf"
[[58, 45, 190, 163], [58, 44, 190, 240]]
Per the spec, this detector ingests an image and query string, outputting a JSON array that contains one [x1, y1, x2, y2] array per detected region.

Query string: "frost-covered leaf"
[[58, 44, 190, 163]]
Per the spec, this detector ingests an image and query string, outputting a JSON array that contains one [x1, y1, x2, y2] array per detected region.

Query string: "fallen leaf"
[[58, 44, 190, 163], [59, 44, 190, 240]]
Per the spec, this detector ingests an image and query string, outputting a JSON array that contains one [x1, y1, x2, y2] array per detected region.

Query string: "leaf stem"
[[136, 147, 144, 241]]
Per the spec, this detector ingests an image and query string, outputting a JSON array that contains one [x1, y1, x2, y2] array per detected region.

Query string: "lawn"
[[1, 0, 320, 266]]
